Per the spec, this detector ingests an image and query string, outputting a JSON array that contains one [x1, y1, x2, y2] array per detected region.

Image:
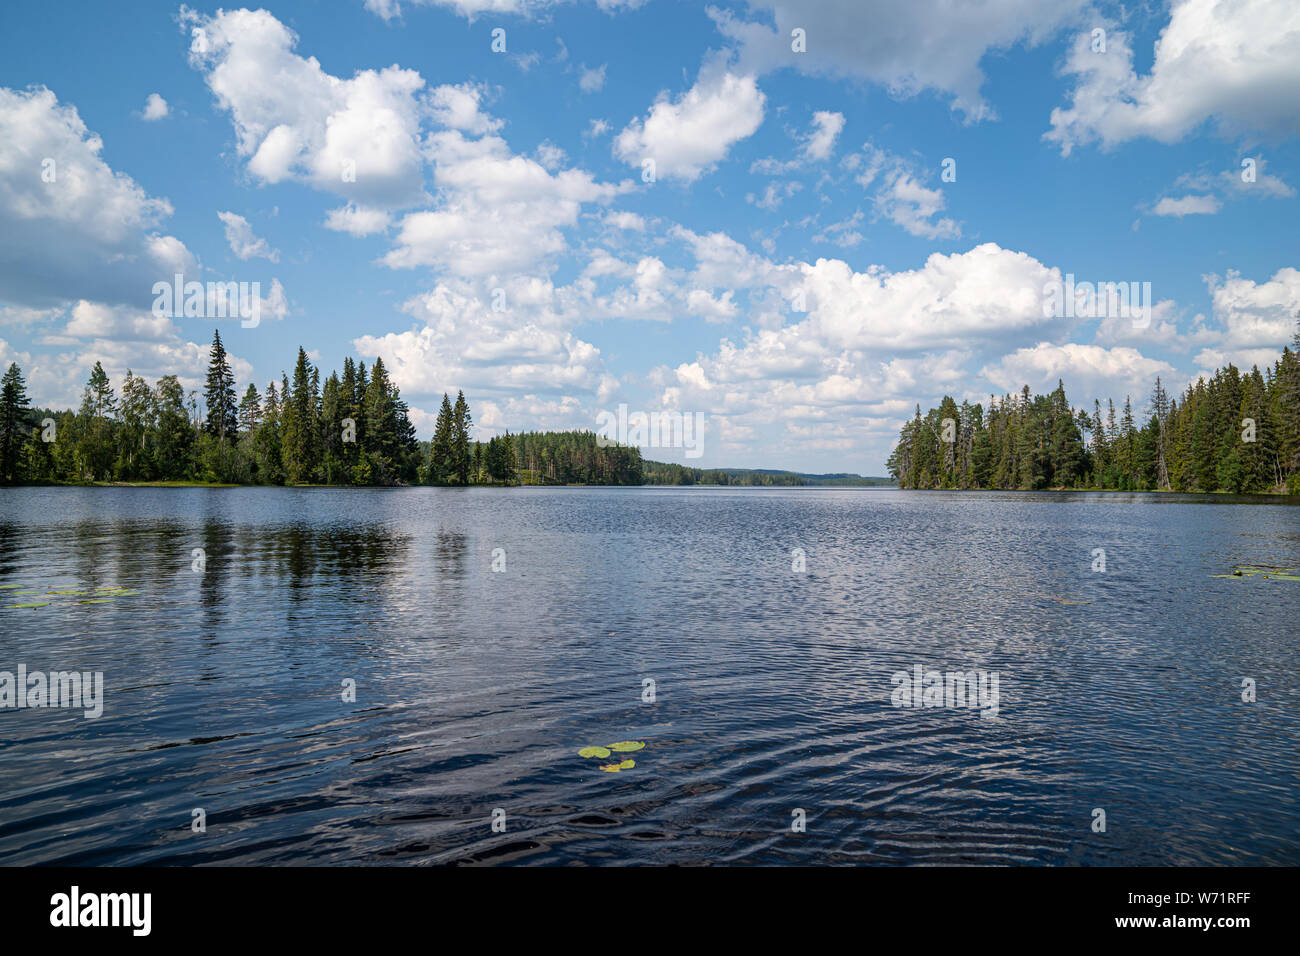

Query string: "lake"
[[1, 486, 1297, 865]]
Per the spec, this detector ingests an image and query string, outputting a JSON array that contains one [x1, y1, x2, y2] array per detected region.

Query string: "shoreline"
[[7, 481, 1300, 498]]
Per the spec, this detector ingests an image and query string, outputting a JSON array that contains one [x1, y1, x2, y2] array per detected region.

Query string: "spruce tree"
[[0, 362, 31, 483], [203, 330, 238, 441], [238, 383, 262, 433], [428, 393, 454, 484], [452, 390, 473, 485]]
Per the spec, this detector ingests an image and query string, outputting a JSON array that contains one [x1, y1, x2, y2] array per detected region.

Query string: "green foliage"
[[889, 334, 1300, 494], [0, 362, 31, 483], [512, 430, 644, 484], [3, 342, 418, 487]]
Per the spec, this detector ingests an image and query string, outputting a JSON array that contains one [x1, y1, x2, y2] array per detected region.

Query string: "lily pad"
[[579, 746, 611, 759], [7, 601, 50, 609], [619, 759, 635, 770], [1213, 568, 1300, 581], [599, 763, 623, 772], [0, 584, 23, 590], [77, 598, 115, 604], [607, 741, 645, 752]]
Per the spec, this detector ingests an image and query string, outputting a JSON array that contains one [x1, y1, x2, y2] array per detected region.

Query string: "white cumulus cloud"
[[614, 68, 765, 181]]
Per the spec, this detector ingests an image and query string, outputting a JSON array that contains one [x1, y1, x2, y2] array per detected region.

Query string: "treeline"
[[0, 335, 664, 487], [643, 462, 806, 485], [512, 431, 645, 485], [888, 331, 1300, 494], [0, 332, 428, 485]]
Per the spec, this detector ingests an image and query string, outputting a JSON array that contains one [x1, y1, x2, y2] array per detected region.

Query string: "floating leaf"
[[77, 598, 115, 604], [7, 602, 50, 609], [0, 584, 23, 590], [619, 759, 635, 770], [1213, 568, 1300, 581], [607, 741, 645, 752], [579, 746, 611, 759], [599, 763, 623, 772]]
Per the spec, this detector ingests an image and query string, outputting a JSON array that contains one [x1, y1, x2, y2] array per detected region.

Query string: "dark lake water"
[[1, 486, 1297, 865]]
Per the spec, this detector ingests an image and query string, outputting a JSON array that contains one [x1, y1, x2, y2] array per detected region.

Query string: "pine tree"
[[0, 362, 31, 483], [281, 347, 320, 483], [238, 383, 262, 433], [203, 330, 238, 441], [452, 390, 473, 485], [1150, 377, 1171, 489], [428, 393, 454, 484], [256, 380, 284, 484]]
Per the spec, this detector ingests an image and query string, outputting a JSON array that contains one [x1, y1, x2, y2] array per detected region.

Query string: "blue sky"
[[1, 0, 1297, 473]]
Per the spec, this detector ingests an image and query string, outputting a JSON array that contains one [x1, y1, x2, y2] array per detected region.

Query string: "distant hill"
[[500, 430, 897, 487], [642, 460, 895, 487]]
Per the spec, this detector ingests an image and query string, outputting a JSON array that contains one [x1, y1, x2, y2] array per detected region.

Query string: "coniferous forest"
[[887, 323, 1300, 494], [7, 326, 1298, 494], [0, 331, 529, 487], [0, 331, 831, 488]]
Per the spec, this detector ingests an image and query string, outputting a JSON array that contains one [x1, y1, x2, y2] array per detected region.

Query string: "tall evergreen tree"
[[427, 393, 454, 484], [203, 330, 238, 441], [0, 362, 31, 483], [452, 389, 473, 485], [238, 383, 262, 433], [281, 347, 320, 483]]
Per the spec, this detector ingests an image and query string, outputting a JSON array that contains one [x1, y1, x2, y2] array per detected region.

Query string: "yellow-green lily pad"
[[607, 741, 645, 752], [619, 759, 635, 769], [7, 601, 50, 608], [579, 746, 611, 759], [599, 763, 623, 772]]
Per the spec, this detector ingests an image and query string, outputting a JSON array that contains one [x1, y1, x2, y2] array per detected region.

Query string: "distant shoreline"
[[3, 479, 899, 489], [10, 482, 1300, 498]]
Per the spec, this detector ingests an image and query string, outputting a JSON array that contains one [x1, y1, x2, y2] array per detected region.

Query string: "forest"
[[887, 323, 1300, 494], [0, 332, 840, 488]]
